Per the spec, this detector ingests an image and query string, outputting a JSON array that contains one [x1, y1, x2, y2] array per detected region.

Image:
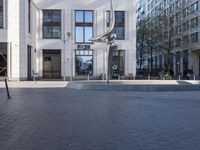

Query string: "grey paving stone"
[[0, 88, 200, 150]]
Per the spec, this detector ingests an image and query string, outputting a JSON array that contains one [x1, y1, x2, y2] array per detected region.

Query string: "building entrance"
[[43, 50, 61, 79], [0, 43, 7, 77], [111, 50, 125, 78]]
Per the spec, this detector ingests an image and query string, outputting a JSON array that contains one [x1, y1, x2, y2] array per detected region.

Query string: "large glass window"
[[0, 0, 3, 28], [107, 11, 125, 40], [43, 10, 61, 39], [75, 50, 93, 75], [75, 10, 93, 44]]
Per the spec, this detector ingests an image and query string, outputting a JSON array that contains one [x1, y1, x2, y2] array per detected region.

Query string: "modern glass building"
[[137, 0, 200, 78], [0, 0, 136, 80]]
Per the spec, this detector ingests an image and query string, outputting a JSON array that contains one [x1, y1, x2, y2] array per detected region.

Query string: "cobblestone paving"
[[0, 88, 200, 150]]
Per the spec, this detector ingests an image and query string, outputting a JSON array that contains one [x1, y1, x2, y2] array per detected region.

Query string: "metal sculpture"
[[90, 0, 116, 84]]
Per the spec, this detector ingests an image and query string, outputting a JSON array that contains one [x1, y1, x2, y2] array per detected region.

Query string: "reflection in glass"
[[75, 10, 93, 43], [52, 11, 61, 22], [85, 27, 93, 43], [43, 10, 61, 39], [76, 27, 84, 43], [115, 12, 125, 24], [76, 11, 84, 22], [43, 26, 51, 38], [85, 11, 93, 23], [106, 11, 125, 40], [75, 50, 93, 76], [114, 27, 124, 39], [111, 50, 125, 78], [52, 26, 61, 38], [0, 43, 7, 77]]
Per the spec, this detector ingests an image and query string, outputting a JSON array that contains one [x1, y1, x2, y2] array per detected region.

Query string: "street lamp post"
[[60, 32, 71, 81]]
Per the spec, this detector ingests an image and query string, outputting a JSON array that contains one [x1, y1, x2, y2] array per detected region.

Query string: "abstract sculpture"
[[90, 0, 116, 84]]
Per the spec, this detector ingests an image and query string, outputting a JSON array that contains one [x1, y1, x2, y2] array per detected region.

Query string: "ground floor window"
[[75, 49, 93, 76], [43, 50, 61, 79], [159, 55, 163, 70], [199, 55, 200, 77], [27, 45, 32, 80], [0, 43, 7, 77], [183, 50, 188, 72], [111, 50, 125, 78], [176, 52, 181, 76]]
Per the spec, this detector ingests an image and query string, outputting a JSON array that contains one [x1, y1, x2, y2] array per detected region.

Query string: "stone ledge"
[[67, 81, 200, 91]]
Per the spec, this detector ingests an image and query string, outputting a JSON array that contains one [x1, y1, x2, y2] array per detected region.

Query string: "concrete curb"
[[67, 81, 200, 91]]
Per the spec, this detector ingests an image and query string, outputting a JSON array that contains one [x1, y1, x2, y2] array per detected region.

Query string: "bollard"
[[179, 74, 181, 81], [4, 78, 11, 99], [148, 74, 150, 80], [33, 73, 36, 84], [88, 74, 90, 81], [193, 74, 196, 80], [32, 70, 37, 84], [118, 75, 120, 80]]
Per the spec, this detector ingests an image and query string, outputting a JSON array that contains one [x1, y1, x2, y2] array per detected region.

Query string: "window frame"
[[107, 11, 125, 40], [42, 9, 62, 39], [28, 0, 31, 33], [75, 10, 94, 44], [0, 0, 3, 28]]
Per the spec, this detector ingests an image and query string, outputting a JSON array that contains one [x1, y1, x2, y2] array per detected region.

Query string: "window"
[[191, 2, 198, 13], [159, 2, 163, 10], [164, 0, 167, 6], [176, 38, 181, 47], [75, 10, 93, 44], [183, 35, 189, 46], [175, 13, 182, 22], [176, 0, 181, 9], [183, 7, 189, 18], [107, 11, 125, 40], [28, 0, 31, 33], [0, 0, 3, 28], [191, 32, 198, 43], [182, 21, 189, 32], [175, 25, 181, 35], [191, 17, 198, 28], [169, 4, 175, 13], [43, 10, 61, 39], [75, 49, 93, 75], [191, 32, 199, 43]]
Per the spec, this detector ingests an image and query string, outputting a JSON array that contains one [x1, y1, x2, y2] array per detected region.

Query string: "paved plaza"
[[0, 85, 200, 150]]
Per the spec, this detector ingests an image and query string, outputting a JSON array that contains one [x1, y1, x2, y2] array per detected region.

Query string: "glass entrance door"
[[0, 43, 7, 77], [43, 50, 61, 79], [111, 50, 125, 78]]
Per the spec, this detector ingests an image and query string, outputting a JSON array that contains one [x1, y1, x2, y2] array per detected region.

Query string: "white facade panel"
[[0, 0, 136, 80]]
